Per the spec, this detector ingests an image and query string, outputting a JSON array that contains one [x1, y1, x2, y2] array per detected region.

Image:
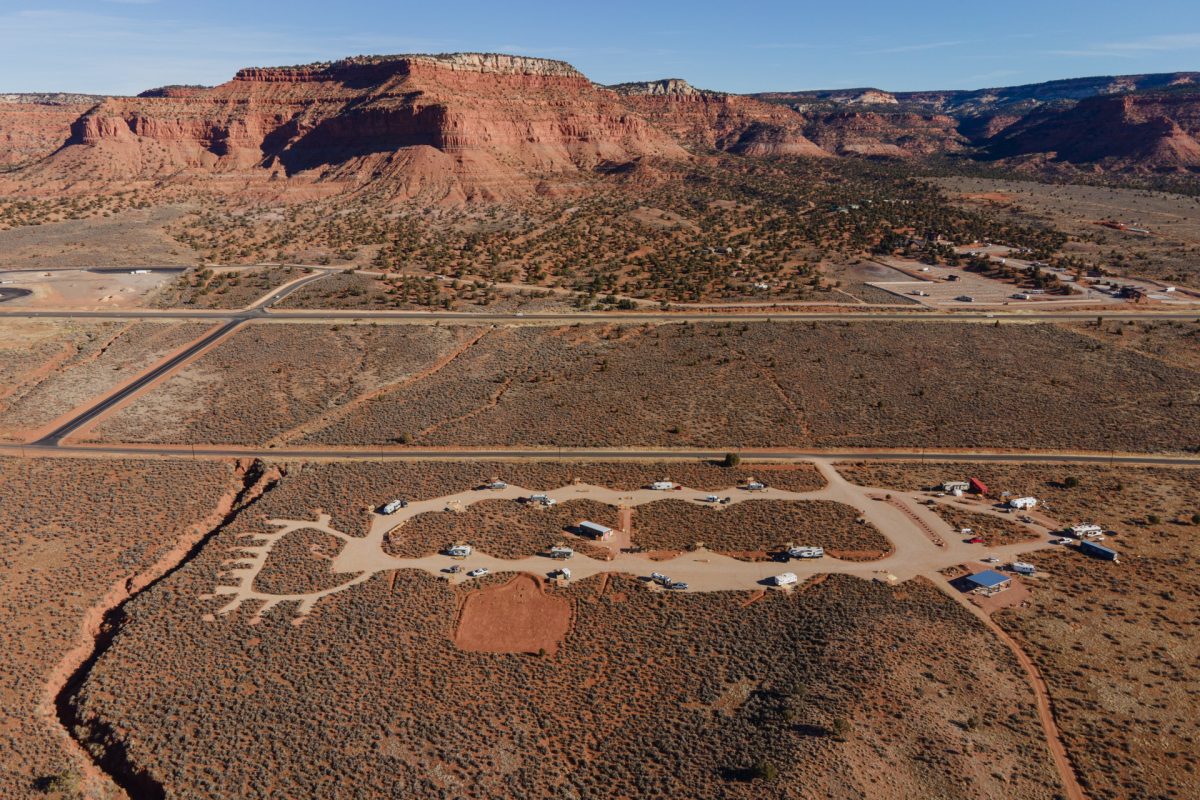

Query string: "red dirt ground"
[[454, 574, 570, 656]]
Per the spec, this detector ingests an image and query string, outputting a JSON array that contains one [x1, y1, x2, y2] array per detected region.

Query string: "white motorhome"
[[548, 545, 574, 560], [528, 494, 557, 507], [650, 481, 676, 491], [1009, 497, 1038, 511], [745, 481, 766, 491], [446, 544, 472, 559], [772, 572, 799, 586], [1069, 524, 1104, 540]]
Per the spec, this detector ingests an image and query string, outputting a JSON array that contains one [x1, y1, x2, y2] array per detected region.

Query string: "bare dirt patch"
[[454, 574, 570, 656]]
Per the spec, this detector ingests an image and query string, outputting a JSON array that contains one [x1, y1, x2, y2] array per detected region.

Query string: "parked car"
[[668, 582, 689, 591], [1055, 538, 1074, 545], [467, 568, 489, 578], [967, 537, 985, 544]]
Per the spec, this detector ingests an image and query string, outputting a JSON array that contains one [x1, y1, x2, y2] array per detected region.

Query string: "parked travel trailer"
[[1011, 562, 1037, 576], [772, 572, 799, 586], [1069, 524, 1104, 540], [787, 546, 825, 559], [381, 499, 407, 515], [528, 494, 557, 507], [650, 481, 676, 491], [1009, 497, 1038, 511], [446, 544, 472, 559], [548, 545, 574, 560]]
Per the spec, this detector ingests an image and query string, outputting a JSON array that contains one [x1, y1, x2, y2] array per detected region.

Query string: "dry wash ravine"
[[46, 459, 281, 800]]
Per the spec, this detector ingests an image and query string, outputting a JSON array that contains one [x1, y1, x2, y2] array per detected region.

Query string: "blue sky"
[[1, 0, 1198, 95]]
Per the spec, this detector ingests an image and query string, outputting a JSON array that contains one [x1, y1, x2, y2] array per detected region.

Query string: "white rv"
[[381, 498, 406, 515], [446, 544, 472, 559], [1009, 497, 1038, 511], [650, 481, 676, 491], [772, 572, 799, 586], [787, 546, 824, 559], [1011, 562, 1036, 576], [1069, 524, 1103, 540]]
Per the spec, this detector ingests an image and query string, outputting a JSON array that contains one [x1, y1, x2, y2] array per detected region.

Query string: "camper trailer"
[[787, 546, 825, 559], [381, 498, 407, 515]]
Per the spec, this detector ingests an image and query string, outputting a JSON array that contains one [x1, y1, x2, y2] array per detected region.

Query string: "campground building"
[[966, 570, 1011, 596]]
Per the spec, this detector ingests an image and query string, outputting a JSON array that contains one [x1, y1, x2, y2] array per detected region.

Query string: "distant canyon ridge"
[[0, 52, 1197, 202]]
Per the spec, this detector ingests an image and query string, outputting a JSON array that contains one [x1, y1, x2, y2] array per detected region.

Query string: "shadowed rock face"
[[983, 91, 1200, 170], [0, 96, 102, 167]]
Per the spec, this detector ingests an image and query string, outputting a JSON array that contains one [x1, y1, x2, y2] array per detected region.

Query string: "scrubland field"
[[0, 319, 213, 440], [631, 499, 891, 560], [86, 320, 1200, 453], [75, 563, 1063, 799], [0, 457, 237, 797], [151, 265, 306, 309], [839, 461, 1200, 800]]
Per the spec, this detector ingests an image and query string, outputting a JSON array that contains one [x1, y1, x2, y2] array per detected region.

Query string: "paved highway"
[[2, 307, 1198, 323], [6, 443, 1198, 466]]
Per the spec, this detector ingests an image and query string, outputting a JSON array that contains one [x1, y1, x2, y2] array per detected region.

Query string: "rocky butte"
[[14, 53, 689, 203]]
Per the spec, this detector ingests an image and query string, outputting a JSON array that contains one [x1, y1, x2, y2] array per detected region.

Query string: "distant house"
[[966, 570, 1011, 595], [577, 521, 613, 540], [968, 477, 989, 496]]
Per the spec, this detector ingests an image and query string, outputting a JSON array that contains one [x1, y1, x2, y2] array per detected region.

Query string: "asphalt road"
[[32, 319, 245, 446], [2, 308, 1198, 323], [8, 443, 1199, 466]]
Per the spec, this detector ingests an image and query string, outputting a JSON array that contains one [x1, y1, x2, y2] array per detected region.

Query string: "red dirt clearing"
[[454, 574, 570, 656]]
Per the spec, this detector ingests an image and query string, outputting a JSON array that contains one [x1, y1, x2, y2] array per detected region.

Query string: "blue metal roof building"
[[966, 569, 1012, 594], [1079, 540, 1119, 561]]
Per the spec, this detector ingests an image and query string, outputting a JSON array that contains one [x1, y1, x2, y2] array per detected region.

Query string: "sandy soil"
[[454, 574, 570, 655], [0, 268, 184, 310]]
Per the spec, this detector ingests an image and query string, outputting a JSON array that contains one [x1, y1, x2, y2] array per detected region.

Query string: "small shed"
[[578, 521, 613, 540], [966, 569, 1011, 595], [968, 477, 989, 496], [1079, 540, 1118, 561]]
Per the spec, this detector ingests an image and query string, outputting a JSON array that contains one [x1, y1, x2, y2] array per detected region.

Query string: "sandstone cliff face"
[[26, 54, 688, 202], [800, 110, 965, 157], [0, 95, 102, 167], [612, 81, 829, 158], [985, 91, 1200, 171]]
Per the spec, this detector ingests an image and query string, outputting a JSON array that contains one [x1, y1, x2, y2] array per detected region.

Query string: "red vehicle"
[[967, 537, 985, 544]]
